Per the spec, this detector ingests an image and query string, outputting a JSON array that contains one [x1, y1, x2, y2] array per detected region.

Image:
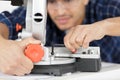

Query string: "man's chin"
[[57, 27, 70, 31], [57, 25, 73, 31]]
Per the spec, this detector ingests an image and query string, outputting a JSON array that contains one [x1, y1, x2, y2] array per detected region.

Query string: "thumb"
[[19, 37, 41, 48]]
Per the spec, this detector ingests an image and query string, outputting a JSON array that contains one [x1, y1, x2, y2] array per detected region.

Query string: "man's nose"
[[55, 3, 66, 15]]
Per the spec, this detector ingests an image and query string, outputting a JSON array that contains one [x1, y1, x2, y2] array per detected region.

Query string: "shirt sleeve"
[[104, 0, 120, 17], [0, 6, 26, 40]]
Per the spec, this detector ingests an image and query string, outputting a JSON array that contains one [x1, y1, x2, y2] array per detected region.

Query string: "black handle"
[[11, 0, 23, 6]]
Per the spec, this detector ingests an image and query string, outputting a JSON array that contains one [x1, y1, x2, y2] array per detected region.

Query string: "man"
[[0, 0, 120, 76]]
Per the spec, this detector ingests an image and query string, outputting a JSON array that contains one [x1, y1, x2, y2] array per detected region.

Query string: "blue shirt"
[[0, 0, 120, 63]]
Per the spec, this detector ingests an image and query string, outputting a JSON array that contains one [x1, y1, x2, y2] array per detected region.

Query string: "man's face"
[[47, 0, 89, 30]]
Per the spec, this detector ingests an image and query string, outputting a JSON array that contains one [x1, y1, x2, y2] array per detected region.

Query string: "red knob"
[[25, 44, 44, 63]]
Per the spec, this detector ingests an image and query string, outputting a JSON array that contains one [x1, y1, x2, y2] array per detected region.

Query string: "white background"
[[0, 1, 120, 80], [0, 0, 18, 13]]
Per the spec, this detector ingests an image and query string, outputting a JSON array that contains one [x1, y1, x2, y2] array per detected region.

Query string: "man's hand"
[[64, 24, 106, 52], [0, 37, 41, 76]]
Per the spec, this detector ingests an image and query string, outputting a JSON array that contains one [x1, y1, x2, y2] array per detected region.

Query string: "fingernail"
[[72, 49, 77, 53]]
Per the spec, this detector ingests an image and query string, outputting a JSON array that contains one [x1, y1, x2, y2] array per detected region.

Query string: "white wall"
[[0, 1, 18, 13]]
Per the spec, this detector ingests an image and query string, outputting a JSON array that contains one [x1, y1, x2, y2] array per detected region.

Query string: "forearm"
[[103, 17, 120, 36], [0, 23, 9, 39]]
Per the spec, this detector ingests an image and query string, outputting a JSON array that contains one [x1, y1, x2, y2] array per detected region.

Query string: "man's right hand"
[[0, 36, 41, 76]]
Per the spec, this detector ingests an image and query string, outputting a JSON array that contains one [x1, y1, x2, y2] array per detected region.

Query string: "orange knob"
[[25, 44, 44, 63]]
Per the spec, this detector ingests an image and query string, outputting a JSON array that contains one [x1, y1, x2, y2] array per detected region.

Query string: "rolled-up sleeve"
[[0, 6, 26, 40], [0, 12, 14, 39]]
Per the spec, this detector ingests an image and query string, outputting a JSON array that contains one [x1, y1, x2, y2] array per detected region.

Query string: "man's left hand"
[[64, 24, 106, 52]]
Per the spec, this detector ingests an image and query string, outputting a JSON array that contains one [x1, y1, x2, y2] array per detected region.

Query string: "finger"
[[20, 37, 41, 48], [6, 55, 33, 76], [69, 28, 81, 49], [12, 64, 29, 76], [1, 62, 24, 76], [69, 37, 80, 49], [75, 30, 87, 47], [24, 37, 41, 44], [27, 37, 41, 43], [64, 28, 76, 52], [64, 39, 76, 52], [82, 35, 93, 48], [0, 56, 18, 75], [21, 55, 33, 74]]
